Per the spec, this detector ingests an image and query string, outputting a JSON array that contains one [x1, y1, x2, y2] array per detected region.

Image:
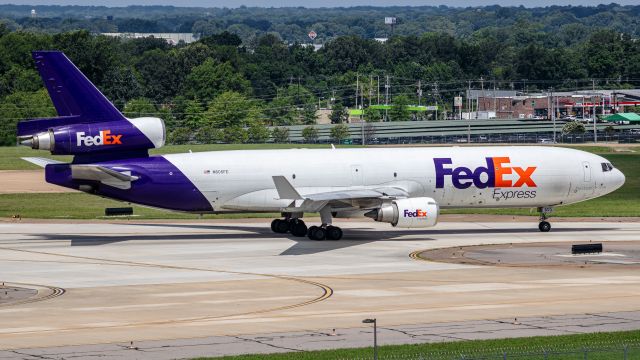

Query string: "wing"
[[272, 176, 408, 212]]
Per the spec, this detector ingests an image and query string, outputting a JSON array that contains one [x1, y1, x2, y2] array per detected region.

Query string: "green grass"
[[197, 330, 640, 359], [0, 145, 638, 219], [0, 192, 279, 219]]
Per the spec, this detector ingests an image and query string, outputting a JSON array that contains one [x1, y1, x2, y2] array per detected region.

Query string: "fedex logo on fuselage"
[[434, 157, 536, 189], [404, 209, 427, 218], [76, 130, 122, 147]]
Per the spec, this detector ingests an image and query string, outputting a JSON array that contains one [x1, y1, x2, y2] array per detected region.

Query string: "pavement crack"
[[380, 326, 467, 341], [232, 336, 303, 352], [491, 319, 579, 334], [586, 312, 636, 322], [8, 350, 56, 360]]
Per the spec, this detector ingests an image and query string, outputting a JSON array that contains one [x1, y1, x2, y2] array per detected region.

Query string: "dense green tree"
[[301, 103, 318, 125], [0, 65, 41, 97], [205, 91, 262, 129], [182, 100, 206, 130], [388, 95, 412, 122], [363, 106, 383, 122], [0, 89, 56, 145], [271, 127, 289, 143], [562, 121, 586, 135], [223, 125, 249, 143], [168, 127, 191, 145], [199, 31, 242, 47], [302, 126, 319, 143], [135, 49, 183, 102], [52, 31, 119, 88], [330, 123, 350, 143], [330, 102, 348, 124], [247, 122, 271, 143], [183, 59, 251, 101], [195, 126, 222, 144], [123, 98, 156, 118], [102, 66, 142, 108]]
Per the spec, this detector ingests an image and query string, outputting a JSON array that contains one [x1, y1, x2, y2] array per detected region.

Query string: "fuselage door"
[[582, 161, 591, 182]]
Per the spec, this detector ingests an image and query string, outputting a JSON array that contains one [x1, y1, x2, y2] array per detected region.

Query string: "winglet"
[[272, 176, 303, 200]]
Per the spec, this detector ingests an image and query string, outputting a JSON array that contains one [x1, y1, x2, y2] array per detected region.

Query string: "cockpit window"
[[601, 162, 614, 172]]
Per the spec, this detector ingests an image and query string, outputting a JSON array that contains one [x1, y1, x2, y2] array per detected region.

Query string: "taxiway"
[[0, 219, 639, 358]]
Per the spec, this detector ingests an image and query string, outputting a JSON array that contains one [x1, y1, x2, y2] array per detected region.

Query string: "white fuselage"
[[163, 146, 625, 213]]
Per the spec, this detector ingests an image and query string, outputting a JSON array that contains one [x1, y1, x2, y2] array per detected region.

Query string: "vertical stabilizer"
[[32, 51, 125, 122]]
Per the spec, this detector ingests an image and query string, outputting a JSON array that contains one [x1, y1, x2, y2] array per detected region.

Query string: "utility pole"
[[355, 73, 359, 113], [467, 80, 471, 119], [433, 82, 439, 121], [493, 79, 497, 116], [369, 75, 373, 107], [377, 75, 380, 105], [384, 75, 390, 121], [592, 79, 597, 143], [550, 87, 556, 143], [417, 80, 422, 106], [296, 76, 301, 106]]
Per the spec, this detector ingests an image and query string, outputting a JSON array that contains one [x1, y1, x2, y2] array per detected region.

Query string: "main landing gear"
[[270, 209, 343, 240], [538, 207, 553, 232]]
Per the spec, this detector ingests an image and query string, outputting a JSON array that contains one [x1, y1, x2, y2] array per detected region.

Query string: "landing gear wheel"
[[325, 226, 343, 240], [307, 226, 326, 240], [538, 221, 551, 232], [270, 219, 279, 233], [290, 220, 308, 237], [273, 219, 290, 234]]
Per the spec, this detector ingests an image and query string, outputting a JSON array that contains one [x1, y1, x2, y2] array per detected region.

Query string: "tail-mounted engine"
[[20, 117, 165, 155], [17, 51, 165, 158], [365, 197, 439, 228]]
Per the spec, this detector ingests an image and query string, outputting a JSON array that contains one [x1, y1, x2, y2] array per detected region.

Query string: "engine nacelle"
[[365, 197, 439, 228], [21, 117, 165, 155]]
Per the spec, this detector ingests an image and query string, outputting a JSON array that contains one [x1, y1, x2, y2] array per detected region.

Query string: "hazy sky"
[[2, 0, 636, 7]]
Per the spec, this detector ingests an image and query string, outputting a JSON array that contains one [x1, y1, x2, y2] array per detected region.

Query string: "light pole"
[[362, 318, 377, 360]]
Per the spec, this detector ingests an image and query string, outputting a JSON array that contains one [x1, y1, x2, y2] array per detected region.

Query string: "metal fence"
[[339, 342, 640, 360]]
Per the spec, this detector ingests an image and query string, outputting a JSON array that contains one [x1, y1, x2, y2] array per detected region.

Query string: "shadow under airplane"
[[24, 222, 617, 256]]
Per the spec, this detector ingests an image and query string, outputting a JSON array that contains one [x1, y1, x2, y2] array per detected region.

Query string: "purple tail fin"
[[18, 51, 126, 136], [33, 51, 125, 121]]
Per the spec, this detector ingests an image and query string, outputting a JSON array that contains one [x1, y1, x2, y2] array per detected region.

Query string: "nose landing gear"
[[538, 207, 553, 232]]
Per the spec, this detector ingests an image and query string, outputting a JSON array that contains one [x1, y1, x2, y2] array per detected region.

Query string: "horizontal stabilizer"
[[21, 157, 65, 168], [71, 165, 139, 190]]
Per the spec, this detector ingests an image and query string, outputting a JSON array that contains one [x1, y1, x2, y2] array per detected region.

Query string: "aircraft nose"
[[611, 169, 625, 190]]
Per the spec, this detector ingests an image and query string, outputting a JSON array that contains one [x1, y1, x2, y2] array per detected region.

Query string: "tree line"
[[0, 8, 639, 145]]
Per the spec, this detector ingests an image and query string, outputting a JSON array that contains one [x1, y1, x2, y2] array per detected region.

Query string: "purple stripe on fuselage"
[[45, 156, 212, 213]]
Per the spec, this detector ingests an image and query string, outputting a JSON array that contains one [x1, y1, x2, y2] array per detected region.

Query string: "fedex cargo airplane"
[[18, 51, 625, 240]]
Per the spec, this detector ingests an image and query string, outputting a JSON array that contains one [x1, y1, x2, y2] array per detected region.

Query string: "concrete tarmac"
[[0, 220, 639, 358]]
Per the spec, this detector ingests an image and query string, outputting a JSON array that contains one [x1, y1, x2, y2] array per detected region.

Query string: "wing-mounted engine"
[[365, 197, 439, 228]]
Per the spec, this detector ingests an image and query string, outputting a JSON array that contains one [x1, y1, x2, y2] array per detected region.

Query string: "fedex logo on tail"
[[404, 209, 428, 218], [434, 157, 536, 189], [76, 130, 122, 147]]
